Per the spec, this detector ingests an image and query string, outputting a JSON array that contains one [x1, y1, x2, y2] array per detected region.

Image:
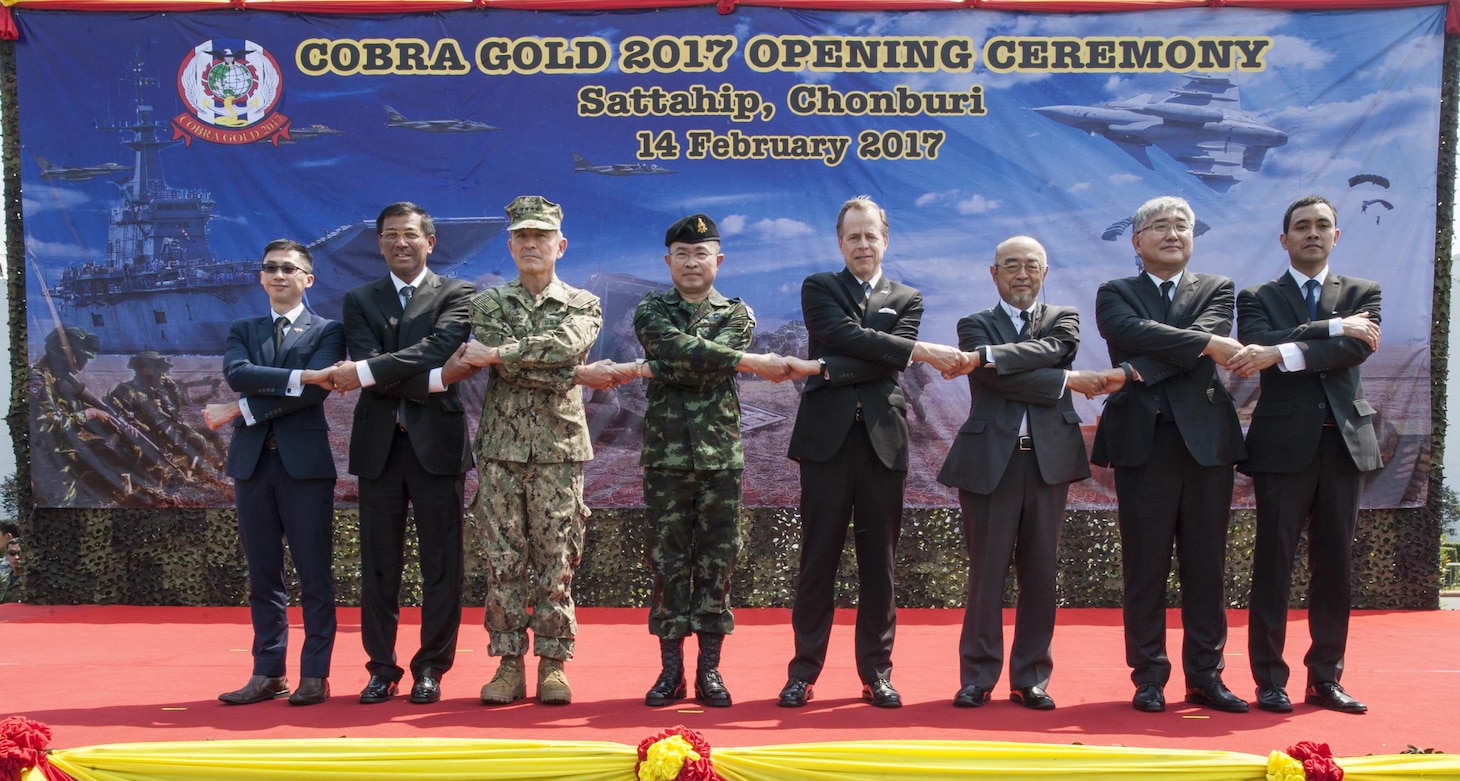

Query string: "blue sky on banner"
[[6, 4, 1447, 507]]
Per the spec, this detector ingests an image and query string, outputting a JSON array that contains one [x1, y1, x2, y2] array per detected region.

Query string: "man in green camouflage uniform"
[[108, 351, 225, 480], [30, 325, 160, 506], [630, 214, 820, 708], [462, 195, 602, 706]]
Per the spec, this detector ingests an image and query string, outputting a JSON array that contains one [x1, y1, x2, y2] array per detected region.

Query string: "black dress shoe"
[[1255, 685, 1292, 713], [218, 675, 289, 705], [862, 678, 902, 708], [1010, 685, 1056, 711], [288, 677, 330, 706], [358, 674, 399, 704], [953, 684, 991, 708], [1185, 679, 1249, 713], [777, 677, 814, 707], [694, 670, 732, 708], [410, 671, 442, 704], [1132, 682, 1165, 712], [1305, 681, 1367, 714]]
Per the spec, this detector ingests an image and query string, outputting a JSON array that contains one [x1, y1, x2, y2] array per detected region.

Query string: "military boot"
[[694, 631, 732, 707], [645, 637, 687, 707], [538, 657, 572, 705], [479, 655, 526, 705]]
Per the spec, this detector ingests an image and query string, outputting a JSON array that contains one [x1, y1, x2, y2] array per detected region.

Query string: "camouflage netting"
[[12, 505, 1442, 609], [3, 34, 1455, 609]]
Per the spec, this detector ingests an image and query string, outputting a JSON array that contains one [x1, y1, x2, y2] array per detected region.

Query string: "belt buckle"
[[1017, 435, 1034, 451], [854, 406, 864, 422]]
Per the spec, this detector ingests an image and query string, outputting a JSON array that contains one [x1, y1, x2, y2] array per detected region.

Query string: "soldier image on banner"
[[29, 325, 169, 507], [107, 351, 229, 484]]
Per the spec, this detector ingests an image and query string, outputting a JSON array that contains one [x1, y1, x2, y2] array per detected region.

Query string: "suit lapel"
[[1319, 274, 1342, 319], [836, 268, 868, 321], [1135, 275, 1165, 321], [1276, 273, 1309, 323], [275, 311, 313, 364], [372, 278, 404, 347], [989, 306, 1019, 345], [401, 271, 440, 339], [258, 316, 278, 366], [1168, 273, 1198, 325]]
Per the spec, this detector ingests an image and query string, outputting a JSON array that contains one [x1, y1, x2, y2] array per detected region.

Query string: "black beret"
[[664, 213, 719, 246]]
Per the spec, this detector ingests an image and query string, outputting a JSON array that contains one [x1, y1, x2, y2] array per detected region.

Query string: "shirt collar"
[[390, 269, 429, 293], [1144, 269, 1184, 294], [997, 298, 1033, 326], [1287, 266, 1329, 287], [270, 302, 306, 323]]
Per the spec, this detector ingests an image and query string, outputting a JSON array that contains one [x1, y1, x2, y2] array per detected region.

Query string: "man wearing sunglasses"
[[206, 239, 344, 706]]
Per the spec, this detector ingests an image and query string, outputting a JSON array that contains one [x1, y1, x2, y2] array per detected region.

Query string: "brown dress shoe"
[[288, 677, 330, 706], [219, 675, 289, 705]]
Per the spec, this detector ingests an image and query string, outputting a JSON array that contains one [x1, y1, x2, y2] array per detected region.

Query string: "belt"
[[1323, 420, 1340, 428], [854, 405, 864, 422], [1017, 435, 1034, 451], [262, 433, 278, 450]]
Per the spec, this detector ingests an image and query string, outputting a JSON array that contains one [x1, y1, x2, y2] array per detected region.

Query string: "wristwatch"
[[818, 358, 828, 380], [635, 358, 647, 378]]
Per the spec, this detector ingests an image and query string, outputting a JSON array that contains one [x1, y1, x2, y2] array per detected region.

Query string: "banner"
[[16, 5, 1441, 508]]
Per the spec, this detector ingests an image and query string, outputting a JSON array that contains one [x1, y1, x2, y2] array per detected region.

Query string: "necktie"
[[1304, 279, 1320, 320], [1158, 280, 1174, 322], [859, 281, 872, 314], [273, 316, 288, 352], [400, 284, 415, 310], [1018, 309, 1032, 338]]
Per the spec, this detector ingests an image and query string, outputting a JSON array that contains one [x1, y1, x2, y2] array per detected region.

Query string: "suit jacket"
[[1090, 271, 1245, 468], [342, 270, 475, 480], [222, 309, 344, 481], [1237, 272, 1382, 474], [787, 268, 921, 470], [938, 302, 1091, 494]]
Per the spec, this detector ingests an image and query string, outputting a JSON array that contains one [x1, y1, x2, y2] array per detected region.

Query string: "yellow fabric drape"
[[22, 738, 1460, 781]]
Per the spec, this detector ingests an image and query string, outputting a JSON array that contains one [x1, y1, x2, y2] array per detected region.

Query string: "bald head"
[[989, 236, 1048, 309]]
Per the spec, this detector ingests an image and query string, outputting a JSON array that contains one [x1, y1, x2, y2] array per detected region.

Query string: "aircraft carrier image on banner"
[[43, 61, 506, 355]]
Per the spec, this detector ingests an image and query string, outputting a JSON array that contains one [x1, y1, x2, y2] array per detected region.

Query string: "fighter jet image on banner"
[[283, 123, 346, 142], [572, 151, 677, 176], [384, 105, 500, 133], [34, 154, 130, 181], [1034, 75, 1287, 192]]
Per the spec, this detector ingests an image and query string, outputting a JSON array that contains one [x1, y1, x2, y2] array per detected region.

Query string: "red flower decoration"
[[0, 718, 73, 781], [636, 726, 723, 781], [716, 0, 738, 15], [1288, 741, 1344, 781]]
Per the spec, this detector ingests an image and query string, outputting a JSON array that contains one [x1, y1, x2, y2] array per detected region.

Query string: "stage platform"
[[1, 605, 1454, 757]]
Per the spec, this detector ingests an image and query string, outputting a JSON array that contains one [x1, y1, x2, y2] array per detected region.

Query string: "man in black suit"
[[1228, 195, 1382, 715], [938, 236, 1124, 710], [330, 202, 476, 705], [1091, 195, 1249, 714], [208, 239, 344, 707], [779, 195, 970, 709]]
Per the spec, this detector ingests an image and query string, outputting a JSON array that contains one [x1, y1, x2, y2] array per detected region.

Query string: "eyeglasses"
[[380, 231, 427, 243], [1135, 221, 1193, 237], [995, 261, 1045, 274], [260, 263, 306, 275], [670, 250, 717, 262]]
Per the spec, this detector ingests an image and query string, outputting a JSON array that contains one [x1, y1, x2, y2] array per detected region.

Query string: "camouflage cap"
[[665, 213, 719, 246], [45, 325, 100, 358], [128, 351, 173, 371], [505, 195, 563, 231]]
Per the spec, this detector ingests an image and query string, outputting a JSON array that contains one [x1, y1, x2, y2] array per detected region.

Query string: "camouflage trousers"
[[643, 467, 743, 639], [472, 458, 588, 661]]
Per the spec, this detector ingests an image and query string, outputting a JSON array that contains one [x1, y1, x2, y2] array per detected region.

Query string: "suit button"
[[1318, 402, 1327, 410]]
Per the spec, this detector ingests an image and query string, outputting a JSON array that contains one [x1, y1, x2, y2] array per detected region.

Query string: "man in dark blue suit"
[[1228, 195, 1382, 715], [207, 238, 344, 706]]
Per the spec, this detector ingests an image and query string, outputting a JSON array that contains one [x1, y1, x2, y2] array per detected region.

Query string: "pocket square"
[[877, 307, 897, 315]]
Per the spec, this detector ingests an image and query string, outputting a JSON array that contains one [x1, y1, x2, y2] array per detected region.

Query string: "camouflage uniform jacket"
[[634, 287, 754, 471], [470, 276, 602, 464]]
